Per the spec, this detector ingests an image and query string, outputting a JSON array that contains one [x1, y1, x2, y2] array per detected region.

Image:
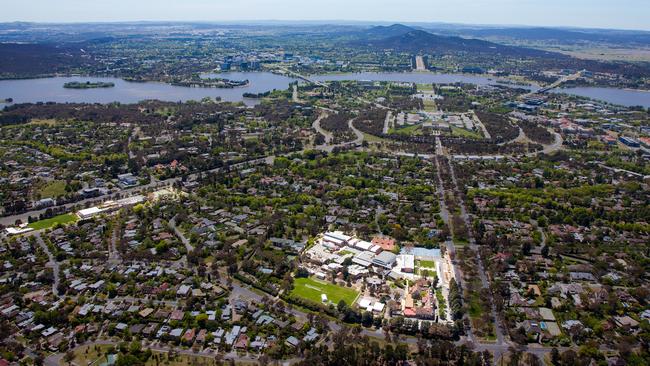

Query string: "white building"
[[77, 206, 105, 220], [322, 231, 352, 247], [397, 254, 415, 273]]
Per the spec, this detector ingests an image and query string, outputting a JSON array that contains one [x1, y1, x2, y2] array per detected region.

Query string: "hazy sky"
[[3, 0, 649, 30]]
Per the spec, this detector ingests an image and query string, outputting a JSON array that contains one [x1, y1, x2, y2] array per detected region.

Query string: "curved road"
[[312, 112, 333, 145]]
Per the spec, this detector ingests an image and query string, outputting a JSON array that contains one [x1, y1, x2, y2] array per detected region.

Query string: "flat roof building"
[[323, 231, 352, 247], [77, 207, 105, 220], [349, 238, 373, 251], [373, 251, 397, 269], [353, 251, 375, 267], [397, 254, 415, 273]]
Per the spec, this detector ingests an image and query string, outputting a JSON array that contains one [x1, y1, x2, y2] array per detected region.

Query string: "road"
[[597, 162, 649, 180], [437, 153, 507, 346], [34, 232, 61, 298], [382, 111, 393, 134], [541, 130, 563, 154], [498, 125, 527, 146], [519, 129, 564, 157], [520, 70, 585, 99], [169, 215, 194, 253], [448, 158, 506, 346], [472, 112, 491, 139], [169, 215, 194, 267], [312, 112, 333, 145], [277, 66, 327, 88], [108, 225, 122, 265], [498, 123, 563, 157], [310, 117, 363, 153], [348, 118, 364, 145], [432, 155, 475, 342]]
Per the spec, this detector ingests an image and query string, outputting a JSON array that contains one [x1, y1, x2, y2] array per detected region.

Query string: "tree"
[[337, 300, 348, 313], [541, 245, 550, 258], [523, 353, 542, 366], [560, 350, 578, 366], [551, 348, 560, 366], [362, 312, 373, 327], [64, 350, 75, 365]]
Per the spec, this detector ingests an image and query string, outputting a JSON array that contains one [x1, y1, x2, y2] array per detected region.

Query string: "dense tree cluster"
[[442, 137, 542, 155], [387, 96, 422, 111], [321, 113, 354, 132], [353, 108, 388, 136], [475, 111, 519, 143], [0, 101, 243, 127], [321, 112, 356, 143], [449, 279, 463, 321], [296, 329, 489, 366], [0, 43, 97, 78], [518, 120, 555, 144]]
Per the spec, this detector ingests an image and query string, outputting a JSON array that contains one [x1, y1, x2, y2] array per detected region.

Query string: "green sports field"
[[291, 277, 359, 306], [27, 213, 77, 230], [417, 259, 437, 268]]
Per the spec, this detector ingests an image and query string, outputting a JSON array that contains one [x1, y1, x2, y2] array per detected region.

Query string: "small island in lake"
[[63, 81, 115, 89]]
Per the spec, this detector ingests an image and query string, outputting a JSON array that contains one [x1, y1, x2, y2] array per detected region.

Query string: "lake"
[[0, 72, 299, 106], [551, 87, 650, 108], [313, 72, 650, 108], [0, 71, 648, 108]]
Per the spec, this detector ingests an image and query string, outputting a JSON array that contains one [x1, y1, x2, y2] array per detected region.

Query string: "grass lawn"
[[65, 344, 113, 366], [417, 259, 436, 268], [39, 180, 66, 199], [468, 291, 483, 318], [28, 213, 77, 230], [417, 83, 434, 91], [436, 288, 446, 318], [389, 124, 422, 136], [423, 100, 437, 112], [362, 132, 390, 144], [291, 277, 359, 306], [451, 126, 483, 139], [417, 267, 437, 279]]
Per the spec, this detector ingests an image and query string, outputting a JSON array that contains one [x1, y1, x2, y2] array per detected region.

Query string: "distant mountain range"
[[432, 27, 650, 46], [349, 24, 561, 58]]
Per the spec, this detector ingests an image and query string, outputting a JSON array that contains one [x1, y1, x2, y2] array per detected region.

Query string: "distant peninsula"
[[63, 81, 115, 89], [171, 77, 249, 88]]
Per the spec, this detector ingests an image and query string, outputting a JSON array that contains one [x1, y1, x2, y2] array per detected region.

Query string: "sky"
[[2, 0, 649, 31]]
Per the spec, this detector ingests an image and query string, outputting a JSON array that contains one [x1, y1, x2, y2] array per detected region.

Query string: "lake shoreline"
[[0, 72, 648, 108]]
